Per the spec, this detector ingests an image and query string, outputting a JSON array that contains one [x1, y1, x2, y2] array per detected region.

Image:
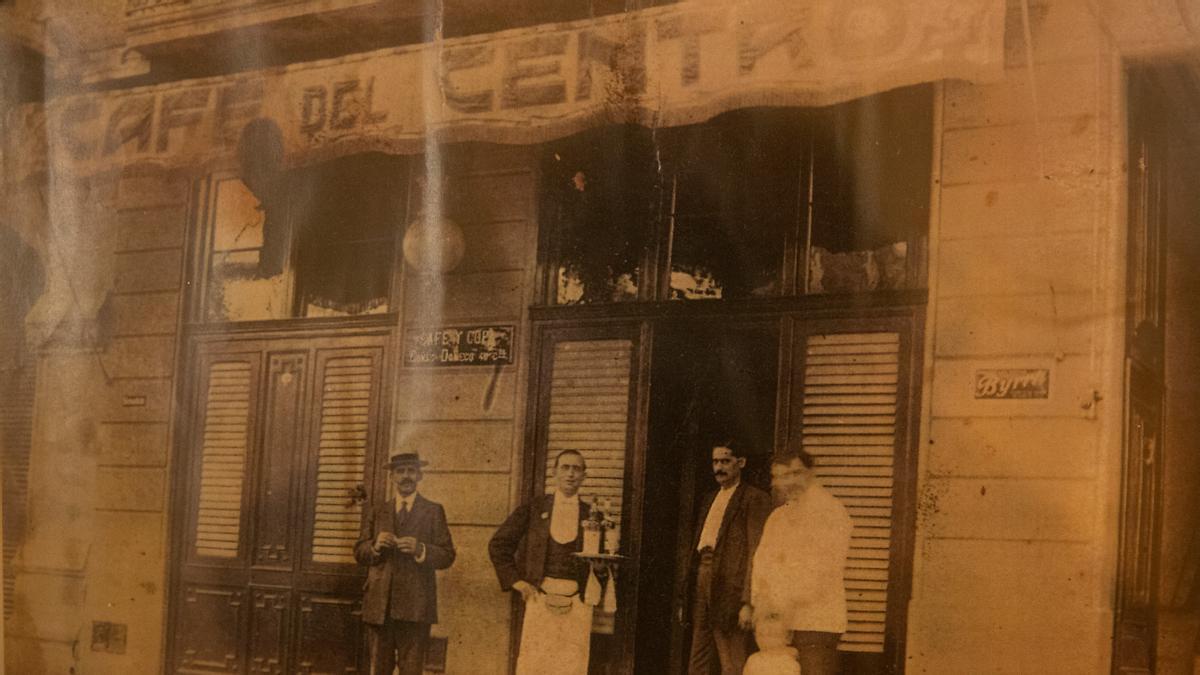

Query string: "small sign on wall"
[[975, 368, 1050, 399], [404, 325, 515, 367]]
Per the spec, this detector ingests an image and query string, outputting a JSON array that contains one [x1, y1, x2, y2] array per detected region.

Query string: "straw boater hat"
[[387, 452, 428, 469]]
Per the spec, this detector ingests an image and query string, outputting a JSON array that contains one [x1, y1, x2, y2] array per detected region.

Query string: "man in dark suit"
[[488, 449, 593, 675], [354, 452, 456, 675], [687, 440, 773, 675]]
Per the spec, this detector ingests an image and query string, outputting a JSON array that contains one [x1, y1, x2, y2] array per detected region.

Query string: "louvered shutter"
[[541, 339, 634, 520], [1, 361, 35, 617], [193, 358, 257, 559], [797, 331, 906, 654], [310, 348, 382, 565], [539, 337, 636, 636]]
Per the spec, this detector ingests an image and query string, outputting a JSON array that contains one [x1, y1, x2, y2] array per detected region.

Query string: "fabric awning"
[[7, 0, 1005, 183]]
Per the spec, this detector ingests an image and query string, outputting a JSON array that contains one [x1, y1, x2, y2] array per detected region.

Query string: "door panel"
[[1115, 68, 1167, 675], [176, 584, 246, 673], [172, 329, 391, 674], [295, 593, 365, 675], [304, 348, 383, 569], [248, 587, 290, 675], [254, 353, 307, 567], [783, 316, 920, 673], [527, 324, 647, 674], [1113, 361, 1163, 675]]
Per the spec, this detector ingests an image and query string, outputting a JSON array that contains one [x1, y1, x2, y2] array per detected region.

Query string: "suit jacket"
[[690, 482, 773, 630], [354, 494, 456, 625], [488, 493, 591, 591]]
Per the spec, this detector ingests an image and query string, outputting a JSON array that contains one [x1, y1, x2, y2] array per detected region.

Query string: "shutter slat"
[[806, 364, 899, 376], [804, 385, 897, 395], [808, 333, 899, 345], [805, 353, 898, 366], [804, 404, 897, 415]]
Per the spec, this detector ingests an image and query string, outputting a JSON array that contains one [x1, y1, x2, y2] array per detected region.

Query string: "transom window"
[[539, 85, 932, 305]]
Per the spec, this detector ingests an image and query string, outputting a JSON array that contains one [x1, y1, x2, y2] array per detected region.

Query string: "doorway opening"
[[636, 322, 780, 674]]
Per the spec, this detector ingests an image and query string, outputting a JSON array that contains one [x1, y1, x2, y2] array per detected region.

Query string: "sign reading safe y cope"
[[405, 325, 514, 367]]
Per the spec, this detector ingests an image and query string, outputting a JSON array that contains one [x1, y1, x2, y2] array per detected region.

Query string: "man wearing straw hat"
[[355, 452, 456, 675]]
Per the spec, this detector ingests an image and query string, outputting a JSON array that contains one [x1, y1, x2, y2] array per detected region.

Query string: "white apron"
[[515, 578, 592, 675]]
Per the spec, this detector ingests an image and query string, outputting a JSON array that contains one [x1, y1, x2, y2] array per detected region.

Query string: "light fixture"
[[402, 210, 466, 274]]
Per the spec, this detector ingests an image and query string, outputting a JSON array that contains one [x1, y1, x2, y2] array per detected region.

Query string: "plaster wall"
[[393, 144, 540, 674], [906, 0, 1126, 672], [5, 167, 189, 674]]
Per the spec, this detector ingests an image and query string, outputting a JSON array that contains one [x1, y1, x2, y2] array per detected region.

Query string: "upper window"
[[200, 153, 408, 322], [539, 86, 932, 305], [661, 109, 802, 300], [540, 126, 659, 304]]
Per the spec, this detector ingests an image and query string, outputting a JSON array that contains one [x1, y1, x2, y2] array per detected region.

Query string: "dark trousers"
[[366, 619, 430, 675], [793, 630, 841, 675], [688, 556, 748, 675]]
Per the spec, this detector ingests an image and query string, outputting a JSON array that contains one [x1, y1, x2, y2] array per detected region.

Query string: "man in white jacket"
[[751, 450, 853, 675]]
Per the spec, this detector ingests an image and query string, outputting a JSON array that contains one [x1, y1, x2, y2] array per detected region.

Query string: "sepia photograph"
[[0, 0, 1198, 673]]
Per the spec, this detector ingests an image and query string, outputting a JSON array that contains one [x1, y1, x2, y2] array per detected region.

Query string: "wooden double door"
[[169, 326, 392, 674]]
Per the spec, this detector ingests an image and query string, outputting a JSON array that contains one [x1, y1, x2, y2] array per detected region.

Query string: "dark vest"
[[386, 502, 414, 618], [543, 533, 580, 581]]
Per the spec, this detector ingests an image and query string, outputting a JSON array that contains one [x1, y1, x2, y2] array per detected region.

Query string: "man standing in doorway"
[[489, 449, 594, 675], [354, 452, 456, 675], [751, 450, 853, 675], [687, 440, 773, 675]]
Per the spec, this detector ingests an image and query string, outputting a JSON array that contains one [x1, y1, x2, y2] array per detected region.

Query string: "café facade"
[[4, 0, 1200, 673]]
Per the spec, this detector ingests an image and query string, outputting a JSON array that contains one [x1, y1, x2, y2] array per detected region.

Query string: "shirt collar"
[[395, 492, 419, 510], [554, 490, 580, 506], [718, 479, 740, 494]]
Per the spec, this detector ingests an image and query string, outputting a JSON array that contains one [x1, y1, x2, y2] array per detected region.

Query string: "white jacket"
[[751, 482, 853, 633]]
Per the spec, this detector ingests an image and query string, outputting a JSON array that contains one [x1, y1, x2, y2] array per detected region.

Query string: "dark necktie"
[[397, 500, 409, 527]]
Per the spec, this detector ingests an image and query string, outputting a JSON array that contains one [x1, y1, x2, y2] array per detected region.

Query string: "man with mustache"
[[686, 440, 773, 674], [355, 452, 456, 675], [489, 449, 594, 674]]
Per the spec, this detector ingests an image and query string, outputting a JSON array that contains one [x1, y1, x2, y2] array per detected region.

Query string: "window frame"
[[536, 92, 933, 309], [187, 157, 413, 327]]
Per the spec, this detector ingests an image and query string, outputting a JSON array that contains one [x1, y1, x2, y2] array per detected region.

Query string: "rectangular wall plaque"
[[974, 369, 1050, 399], [404, 325, 515, 367]]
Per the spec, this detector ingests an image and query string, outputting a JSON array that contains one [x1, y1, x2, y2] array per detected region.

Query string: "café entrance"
[[637, 322, 779, 674], [523, 307, 922, 674], [522, 85, 932, 673]]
